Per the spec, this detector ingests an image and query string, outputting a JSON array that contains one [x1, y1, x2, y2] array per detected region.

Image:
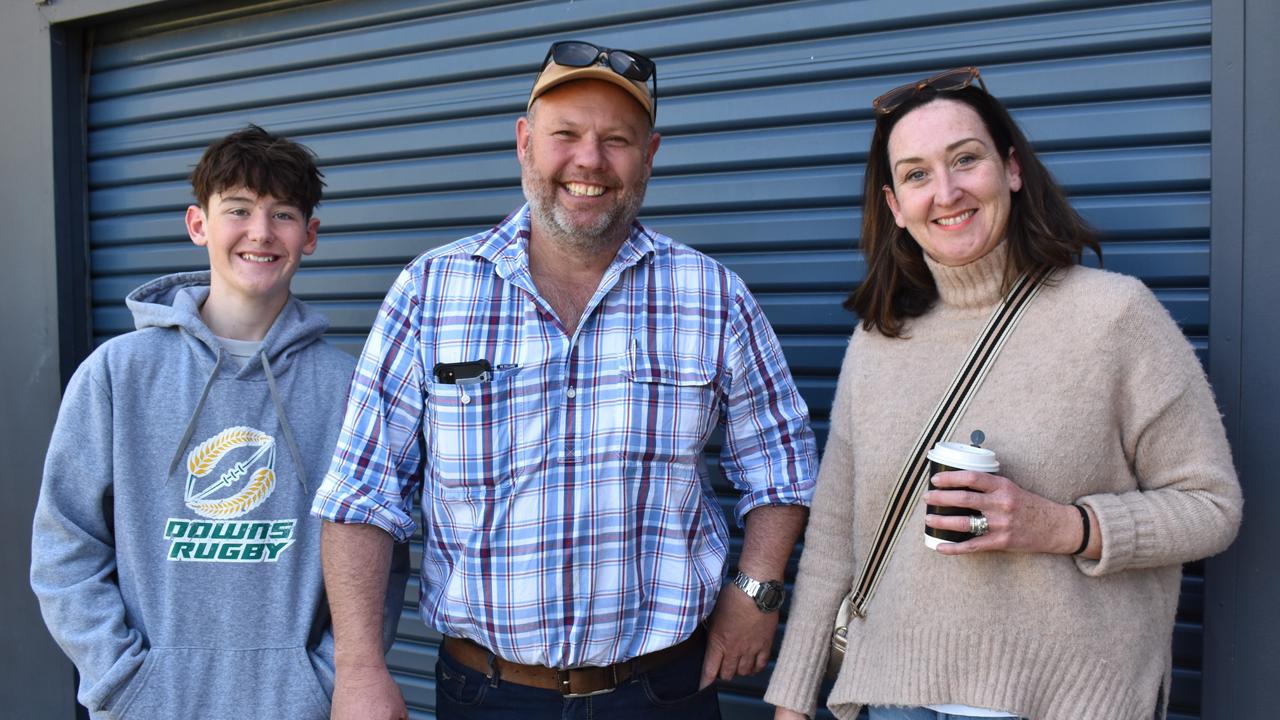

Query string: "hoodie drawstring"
[[260, 352, 308, 491], [168, 349, 225, 480]]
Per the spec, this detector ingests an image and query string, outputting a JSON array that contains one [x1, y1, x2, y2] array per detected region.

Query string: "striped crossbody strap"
[[846, 266, 1052, 618]]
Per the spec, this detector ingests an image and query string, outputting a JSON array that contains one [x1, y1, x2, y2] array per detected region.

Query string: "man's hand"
[[698, 504, 807, 688], [331, 663, 407, 720], [699, 580, 780, 688]]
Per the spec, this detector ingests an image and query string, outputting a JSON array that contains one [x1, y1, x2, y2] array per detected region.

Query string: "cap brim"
[[528, 63, 655, 123]]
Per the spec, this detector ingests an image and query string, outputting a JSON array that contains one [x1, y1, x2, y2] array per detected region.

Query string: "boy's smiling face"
[[186, 187, 318, 311]]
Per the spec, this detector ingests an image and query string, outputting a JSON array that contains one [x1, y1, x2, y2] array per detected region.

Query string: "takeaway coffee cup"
[[924, 441, 999, 550]]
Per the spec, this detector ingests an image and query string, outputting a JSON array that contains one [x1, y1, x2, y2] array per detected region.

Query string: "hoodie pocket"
[[114, 647, 330, 720]]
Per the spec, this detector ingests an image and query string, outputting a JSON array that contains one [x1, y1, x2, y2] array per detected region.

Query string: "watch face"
[[759, 583, 784, 611]]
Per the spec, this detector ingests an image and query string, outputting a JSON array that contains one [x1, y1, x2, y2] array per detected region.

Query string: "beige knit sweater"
[[763, 243, 1242, 720]]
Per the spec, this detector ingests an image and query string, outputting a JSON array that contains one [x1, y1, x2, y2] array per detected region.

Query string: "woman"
[[764, 68, 1242, 720]]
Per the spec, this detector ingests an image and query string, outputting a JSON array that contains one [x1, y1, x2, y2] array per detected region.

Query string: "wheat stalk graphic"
[[187, 467, 276, 519], [187, 427, 272, 477], [183, 426, 277, 519]]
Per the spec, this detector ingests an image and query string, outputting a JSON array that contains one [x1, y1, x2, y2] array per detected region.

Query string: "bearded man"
[[313, 40, 817, 720]]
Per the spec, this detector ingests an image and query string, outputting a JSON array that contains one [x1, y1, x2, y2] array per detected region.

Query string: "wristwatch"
[[731, 571, 786, 613]]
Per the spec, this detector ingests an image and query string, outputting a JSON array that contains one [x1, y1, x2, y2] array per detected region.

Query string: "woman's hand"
[[774, 708, 809, 720], [924, 470, 1099, 558]]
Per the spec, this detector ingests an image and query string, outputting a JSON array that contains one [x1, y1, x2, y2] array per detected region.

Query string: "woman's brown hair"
[[847, 83, 1100, 337]]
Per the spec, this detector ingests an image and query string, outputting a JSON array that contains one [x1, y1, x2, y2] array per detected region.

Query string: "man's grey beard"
[[521, 149, 649, 257]]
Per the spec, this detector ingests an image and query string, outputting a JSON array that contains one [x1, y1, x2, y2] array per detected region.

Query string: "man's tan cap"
[[528, 60, 655, 124]]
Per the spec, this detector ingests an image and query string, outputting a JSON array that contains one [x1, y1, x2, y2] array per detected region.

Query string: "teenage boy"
[[30, 125, 406, 720]]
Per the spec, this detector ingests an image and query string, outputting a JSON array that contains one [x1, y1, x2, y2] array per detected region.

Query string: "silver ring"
[[969, 514, 990, 537]]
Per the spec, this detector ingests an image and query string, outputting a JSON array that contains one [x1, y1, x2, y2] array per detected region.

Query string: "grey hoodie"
[[31, 271, 408, 719]]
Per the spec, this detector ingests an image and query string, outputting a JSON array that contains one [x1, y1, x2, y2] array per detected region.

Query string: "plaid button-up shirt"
[[313, 205, 816, 667]]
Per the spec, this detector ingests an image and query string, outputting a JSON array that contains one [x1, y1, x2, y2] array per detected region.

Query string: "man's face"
[[185, 187, 318, 309], [517, 79, 661, 254]]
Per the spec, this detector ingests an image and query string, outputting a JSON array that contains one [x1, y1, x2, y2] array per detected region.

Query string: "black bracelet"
[[1072, 504, 1091, 556]]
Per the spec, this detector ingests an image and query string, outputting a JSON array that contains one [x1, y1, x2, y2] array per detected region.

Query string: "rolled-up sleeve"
[[719, 276, 818, 525], [312, 267, 427, 542]]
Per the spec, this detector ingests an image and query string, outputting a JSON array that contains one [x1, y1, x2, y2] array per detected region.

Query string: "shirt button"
[[566, 387, 577, 399], [459, 393, 471, 405]]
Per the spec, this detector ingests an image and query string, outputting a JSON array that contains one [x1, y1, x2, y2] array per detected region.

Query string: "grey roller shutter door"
[[85, 1, 1213, 718]]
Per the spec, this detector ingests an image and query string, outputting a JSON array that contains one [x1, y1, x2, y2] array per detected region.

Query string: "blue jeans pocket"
[[637, 644, 716, 708], [436, 649, 488, 707]]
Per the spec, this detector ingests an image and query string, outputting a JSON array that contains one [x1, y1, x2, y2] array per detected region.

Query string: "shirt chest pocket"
[[424, 371, 519, 498], [621, 348, 718, 466]]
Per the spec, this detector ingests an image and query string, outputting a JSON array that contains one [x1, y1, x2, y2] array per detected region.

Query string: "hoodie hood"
[[126, 270, 331, 379]]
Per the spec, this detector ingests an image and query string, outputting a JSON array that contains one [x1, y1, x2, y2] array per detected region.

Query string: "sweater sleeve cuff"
[[763, 610, 833, 716], [1073, 492, 1157, 576]]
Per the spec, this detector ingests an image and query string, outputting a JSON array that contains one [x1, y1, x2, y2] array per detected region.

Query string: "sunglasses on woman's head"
[[871, 66, 986, 116], [541, 40, 658, 104]]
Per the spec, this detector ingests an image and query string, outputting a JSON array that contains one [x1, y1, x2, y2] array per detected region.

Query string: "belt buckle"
[[556, 667, 618, 698]]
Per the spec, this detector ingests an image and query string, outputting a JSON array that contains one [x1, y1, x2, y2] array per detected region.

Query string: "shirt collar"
[[621, 220, 656, 264], [471, 206, 529, 280], [473, 205, 657, 278]]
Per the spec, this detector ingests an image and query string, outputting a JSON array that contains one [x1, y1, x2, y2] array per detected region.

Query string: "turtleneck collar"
[[923, 240, 1010, 310]]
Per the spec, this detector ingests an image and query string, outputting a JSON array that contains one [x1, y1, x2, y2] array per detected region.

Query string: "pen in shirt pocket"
[[466, 362, 519, 384]]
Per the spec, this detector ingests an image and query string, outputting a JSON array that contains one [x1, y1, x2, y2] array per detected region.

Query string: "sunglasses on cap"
[[871, 66, 987, 116], [541, 40, 658, 106]]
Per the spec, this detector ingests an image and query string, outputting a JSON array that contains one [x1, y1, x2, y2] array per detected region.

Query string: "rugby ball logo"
[[184, 426, 277, 519]]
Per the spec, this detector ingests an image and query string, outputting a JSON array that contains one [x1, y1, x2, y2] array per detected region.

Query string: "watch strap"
[[732, 571, 784, 611]]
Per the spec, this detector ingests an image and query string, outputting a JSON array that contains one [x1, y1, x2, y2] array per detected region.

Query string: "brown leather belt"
[[441, 628, 705, 698]]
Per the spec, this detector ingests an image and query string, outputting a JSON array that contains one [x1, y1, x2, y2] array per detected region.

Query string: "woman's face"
[[883, 99, 1022, 267]]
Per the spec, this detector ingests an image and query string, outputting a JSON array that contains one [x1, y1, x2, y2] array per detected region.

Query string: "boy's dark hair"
[[190, 124, 325, 219]]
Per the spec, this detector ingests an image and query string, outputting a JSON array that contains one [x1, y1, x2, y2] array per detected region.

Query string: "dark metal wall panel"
[[85, 1, 1213, 718], [1204, 0, 1280, 716]]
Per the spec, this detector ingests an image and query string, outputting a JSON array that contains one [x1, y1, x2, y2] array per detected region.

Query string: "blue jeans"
[[435, 639, 722, 720], [869, 708, 1028, 720]]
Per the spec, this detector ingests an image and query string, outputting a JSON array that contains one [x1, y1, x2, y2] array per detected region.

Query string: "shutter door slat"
[[86, 1, 1214, 717]]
